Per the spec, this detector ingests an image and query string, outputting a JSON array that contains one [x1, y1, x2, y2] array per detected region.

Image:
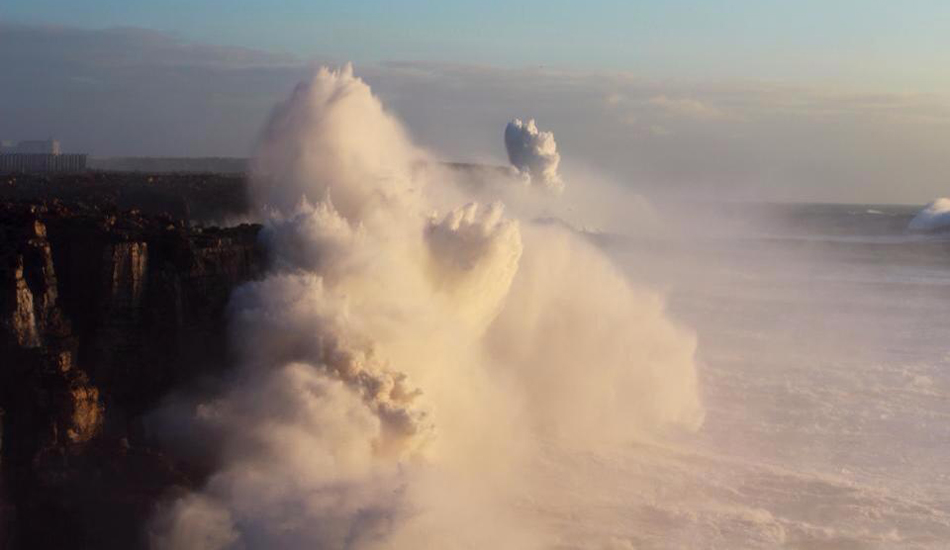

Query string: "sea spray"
[[909, 198, 950, 232], [504, 118, 564, 194], [151, 64, 701, 549]]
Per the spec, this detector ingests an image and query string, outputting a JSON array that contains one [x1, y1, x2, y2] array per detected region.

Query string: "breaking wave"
[[150, 64, 701, 549]]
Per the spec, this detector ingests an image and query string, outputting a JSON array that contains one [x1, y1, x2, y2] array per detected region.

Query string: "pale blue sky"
[[5, 0, 950, 90]]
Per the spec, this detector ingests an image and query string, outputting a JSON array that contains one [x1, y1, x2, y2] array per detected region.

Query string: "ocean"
[[535, 203, 950, 549]]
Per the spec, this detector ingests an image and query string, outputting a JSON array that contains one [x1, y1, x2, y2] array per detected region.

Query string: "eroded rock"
[[0, 189, 262, 549]]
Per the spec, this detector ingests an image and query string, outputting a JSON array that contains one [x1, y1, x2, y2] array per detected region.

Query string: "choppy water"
[[537, 204, 950, 549]]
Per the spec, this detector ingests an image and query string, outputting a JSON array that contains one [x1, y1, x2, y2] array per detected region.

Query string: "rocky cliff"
[[0, 182, 263, 549]]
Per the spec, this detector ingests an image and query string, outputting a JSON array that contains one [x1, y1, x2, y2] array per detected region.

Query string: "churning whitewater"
[[150, 65, 702, 549]]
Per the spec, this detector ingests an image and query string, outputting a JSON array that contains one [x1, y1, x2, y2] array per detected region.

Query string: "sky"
[[3, 1, 950, 202], [7, 0, 950, 89]]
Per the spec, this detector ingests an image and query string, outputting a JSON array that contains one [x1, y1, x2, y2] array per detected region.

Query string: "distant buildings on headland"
[[1, 139, 62, 155], [0, 146, 251, 175], [0, 139, 87, 173]]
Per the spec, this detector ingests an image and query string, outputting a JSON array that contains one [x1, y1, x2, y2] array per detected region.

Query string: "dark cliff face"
[[0, 190, 263, 549]]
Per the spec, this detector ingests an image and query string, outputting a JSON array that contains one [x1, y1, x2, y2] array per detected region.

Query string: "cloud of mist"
[[504, 118, 564, 193], [150, 64, 701, 549]]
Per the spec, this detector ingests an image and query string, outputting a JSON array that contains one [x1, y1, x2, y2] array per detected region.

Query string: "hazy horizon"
[[3, 8, 950, 203]]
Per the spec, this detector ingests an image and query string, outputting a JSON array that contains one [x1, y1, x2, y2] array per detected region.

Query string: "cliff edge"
[[0, 175, 263, 549]]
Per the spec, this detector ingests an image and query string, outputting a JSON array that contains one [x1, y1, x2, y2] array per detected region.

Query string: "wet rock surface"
[[0, 175, 263, 548]]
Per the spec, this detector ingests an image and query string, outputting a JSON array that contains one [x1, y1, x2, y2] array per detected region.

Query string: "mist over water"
[[591, 203, 950, 548], [150, 65, 703, 549]]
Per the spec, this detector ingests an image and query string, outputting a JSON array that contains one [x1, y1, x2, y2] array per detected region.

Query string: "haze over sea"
[[595, 203, 950, 548]]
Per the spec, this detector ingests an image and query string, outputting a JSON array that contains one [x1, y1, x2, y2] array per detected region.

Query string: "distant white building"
[[1, 139, 61, 155], [0, 139, 85, 173]]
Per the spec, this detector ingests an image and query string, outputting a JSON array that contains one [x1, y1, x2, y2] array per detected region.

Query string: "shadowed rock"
[[0, 175, 263, 549]]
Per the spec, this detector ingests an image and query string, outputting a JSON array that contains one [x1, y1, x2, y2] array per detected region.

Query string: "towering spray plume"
[[151, 65, 701, 549], [504, 118, 564, 193]]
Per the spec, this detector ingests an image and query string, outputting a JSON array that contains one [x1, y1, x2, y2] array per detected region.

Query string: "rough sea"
[[536, 203, 950, 549]]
